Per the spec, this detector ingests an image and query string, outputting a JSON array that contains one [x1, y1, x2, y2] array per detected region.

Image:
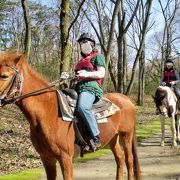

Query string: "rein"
[[0, 65, 70, 106], [5, 79, 64, 104]]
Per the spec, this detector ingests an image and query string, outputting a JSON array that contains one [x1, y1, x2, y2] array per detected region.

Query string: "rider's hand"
[[60, 72, 70, 79], [161, 82, 166, 86], [170, 81, 176, 85]]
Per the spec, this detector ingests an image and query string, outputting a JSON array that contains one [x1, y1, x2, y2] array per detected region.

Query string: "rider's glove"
[[161, 82, 166, 86], [60, 72, 70, 79], [170, 81, 176, 85]]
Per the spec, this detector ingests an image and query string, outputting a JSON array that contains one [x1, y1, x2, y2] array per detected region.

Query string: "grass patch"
[[0, 149, 111, 180], [0, 168, 43, 180], [137, 118, 161, 141], [75, 147, 111, 163], [0, 122, 3, 129]]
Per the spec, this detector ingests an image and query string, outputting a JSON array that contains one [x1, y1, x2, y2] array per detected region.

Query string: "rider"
[[160, 59, 180, 109], [75, 32, 106, 150]]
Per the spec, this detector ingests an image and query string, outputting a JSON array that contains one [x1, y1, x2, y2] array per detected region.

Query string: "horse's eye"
[[0, 73, 9, 80]]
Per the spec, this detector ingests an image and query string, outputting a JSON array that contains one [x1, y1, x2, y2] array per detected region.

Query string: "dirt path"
[[40, 127, 180, 180]]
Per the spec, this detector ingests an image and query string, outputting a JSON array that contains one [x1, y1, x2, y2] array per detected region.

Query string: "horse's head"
[[153, 87, 169, 116], [0, 51, 25, 107]]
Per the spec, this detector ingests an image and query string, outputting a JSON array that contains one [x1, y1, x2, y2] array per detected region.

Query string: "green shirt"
[[75, 54, 106, 100]]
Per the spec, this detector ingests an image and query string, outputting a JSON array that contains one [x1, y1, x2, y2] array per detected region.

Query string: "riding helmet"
[[78, 32, 95, 45], [165, 59, 174, 65]]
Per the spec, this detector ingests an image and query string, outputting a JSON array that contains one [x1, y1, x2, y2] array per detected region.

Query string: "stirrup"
[[89, 139, 97, 152], [80, 144, 91, 157]]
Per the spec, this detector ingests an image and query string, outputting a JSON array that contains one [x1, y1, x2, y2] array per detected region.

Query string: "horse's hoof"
[[173, 142, 177, 146]]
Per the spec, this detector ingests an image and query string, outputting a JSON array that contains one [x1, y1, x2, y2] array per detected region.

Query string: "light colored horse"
[[153, 85, 180, 146]]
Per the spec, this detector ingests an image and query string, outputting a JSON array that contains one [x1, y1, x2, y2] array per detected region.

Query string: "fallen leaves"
[[0, 104, 42, 175]]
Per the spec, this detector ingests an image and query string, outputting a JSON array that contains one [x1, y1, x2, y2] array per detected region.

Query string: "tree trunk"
[[117, 11, 123, 93], [138, 43, 145, 105], [21, 0, 31, 60], [126, 0, 153, 95], [123, 34, 127, 93], [60, 0, 70, 73]]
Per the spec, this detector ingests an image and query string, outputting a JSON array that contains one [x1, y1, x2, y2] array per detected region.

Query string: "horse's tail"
[[132, 130, 141, 180]]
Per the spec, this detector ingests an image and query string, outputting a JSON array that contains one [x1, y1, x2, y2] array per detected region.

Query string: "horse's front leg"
[[109, 134, 125, 180], [171, 115, 177, 146], [175, 115, 180, 141], [160, 115, 165, 146], [58, 152, 73, 180], [40, 156, 57, 180]]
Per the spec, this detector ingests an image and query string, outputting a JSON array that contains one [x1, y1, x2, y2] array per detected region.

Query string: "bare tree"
[[116, 0, 141, 93], [126, 0, 153, 96], [60, 0, 86, 73], [81, 0, 121, 90], [158, 0, 179, 73]]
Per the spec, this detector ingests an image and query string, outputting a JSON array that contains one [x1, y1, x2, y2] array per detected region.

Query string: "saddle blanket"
[[57, 90, 120, 123]]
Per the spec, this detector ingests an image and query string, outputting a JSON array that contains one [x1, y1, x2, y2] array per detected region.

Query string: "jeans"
[[76, 91, 100, 137], [174, 86, 180, 96]]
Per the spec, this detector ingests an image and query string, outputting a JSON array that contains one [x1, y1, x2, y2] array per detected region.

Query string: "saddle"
[[57, 89, 120, 154], [165, 86, 180, 112], [57, 89, 119, 122]]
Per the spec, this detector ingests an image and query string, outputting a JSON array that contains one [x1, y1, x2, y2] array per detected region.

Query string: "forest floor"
[[0, 105, 41, 175], [0, 103, 180, 180]]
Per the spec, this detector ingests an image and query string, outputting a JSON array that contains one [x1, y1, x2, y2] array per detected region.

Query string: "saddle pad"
[[57, 90, 74, 121], [57, 90, 120, 123]]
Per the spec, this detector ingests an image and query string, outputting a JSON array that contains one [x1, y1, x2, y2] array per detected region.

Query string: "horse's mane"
[[25, 63, 49, 86]]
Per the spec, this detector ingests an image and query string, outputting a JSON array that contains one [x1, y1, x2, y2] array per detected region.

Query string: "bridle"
[[0, 65, 64, 107], [155, 95, 168, 116], [0, 65, 24, 106]]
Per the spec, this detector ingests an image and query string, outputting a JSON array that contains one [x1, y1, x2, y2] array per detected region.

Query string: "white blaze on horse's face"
[[159, 106, 168, 117]]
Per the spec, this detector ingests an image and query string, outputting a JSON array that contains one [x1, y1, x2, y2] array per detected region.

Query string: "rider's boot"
[[93, 135, 101, 148]]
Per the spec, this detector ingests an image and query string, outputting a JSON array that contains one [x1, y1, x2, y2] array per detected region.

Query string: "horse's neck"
[[22, 64, 49, 92], [17, 64, 58, 127], [165, 88, 177, 105]]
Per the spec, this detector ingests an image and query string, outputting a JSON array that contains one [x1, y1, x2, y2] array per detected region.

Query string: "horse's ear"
[[15, 52, 27, 66]]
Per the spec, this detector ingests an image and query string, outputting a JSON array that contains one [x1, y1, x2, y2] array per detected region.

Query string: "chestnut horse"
[[153, 86, 180, 146], [0, 51, 141, 180]]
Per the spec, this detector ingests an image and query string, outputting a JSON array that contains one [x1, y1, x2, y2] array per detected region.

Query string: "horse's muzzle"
[[161, 111, 168, 117], [0, 97, 6, 108]]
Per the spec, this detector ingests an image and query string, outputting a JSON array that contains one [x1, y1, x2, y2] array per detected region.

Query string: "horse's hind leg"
[[40, 156, 57, 180], [121, 133, 134, 180], [109, 134, 124, 180]]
